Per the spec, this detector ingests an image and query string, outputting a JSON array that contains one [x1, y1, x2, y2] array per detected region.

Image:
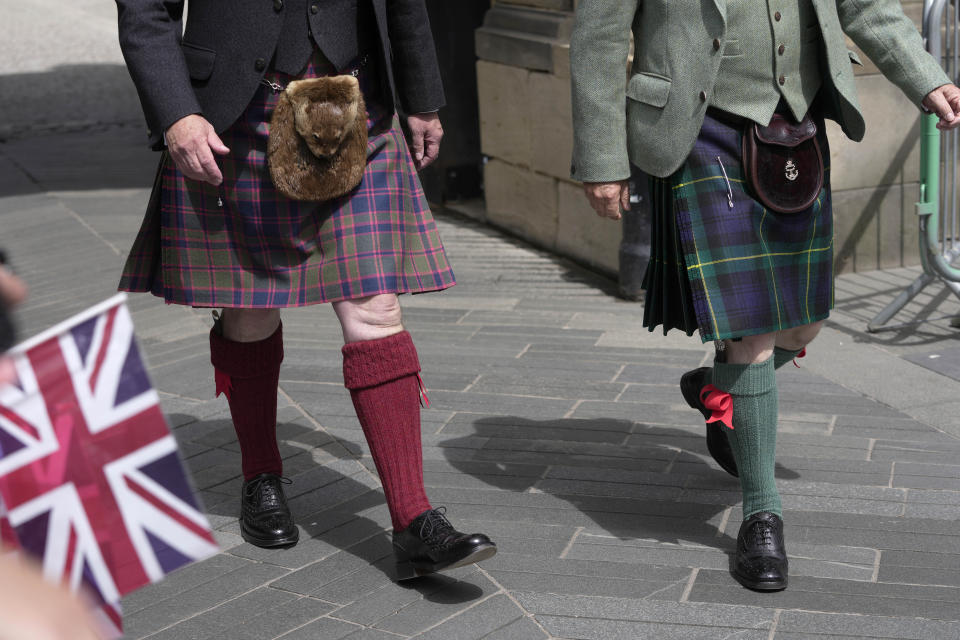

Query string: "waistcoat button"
[[778, 44, 785, 55], [713, 38, 721, 51], [255, 58, 266, 71], [699, 90, 707, 101], [310, 4, 318, 13], [273, 0, 283, 10], [778, 74, 786, 85], [774, 11, 782, 20]]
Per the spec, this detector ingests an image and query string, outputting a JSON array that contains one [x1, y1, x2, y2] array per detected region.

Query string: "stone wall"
[[471, 0, 929, 278]]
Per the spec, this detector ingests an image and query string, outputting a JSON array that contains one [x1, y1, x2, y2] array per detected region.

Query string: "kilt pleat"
[[642, 112, 834, 343], [642, 174, 699, 336], [119, 51, 455, 308]]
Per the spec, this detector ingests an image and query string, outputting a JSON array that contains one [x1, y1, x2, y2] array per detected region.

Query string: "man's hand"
[[923, 84, 960, 130], [407, 112, 443, 170], [583, 180, 630, 220], [165, 114, 230, 185], [0, 554, 103, 640]]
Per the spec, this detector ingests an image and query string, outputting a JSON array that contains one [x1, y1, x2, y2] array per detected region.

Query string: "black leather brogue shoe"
[[392, 507, 497, 581], [240, 474, 299, 548], [681, 367, 739, 477], [733, 511, 788, 591]]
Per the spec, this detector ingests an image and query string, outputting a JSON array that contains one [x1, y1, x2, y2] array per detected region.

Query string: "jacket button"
[[273, 0, 283, 10], [310, 3, 318, 13], [255, 58, 266, 71], [699, 90, 707, 101], [778, 44, 785, 55], [774, 11, 782, 20], [713, 38, 721, 51], [778, 74, 786, 85]]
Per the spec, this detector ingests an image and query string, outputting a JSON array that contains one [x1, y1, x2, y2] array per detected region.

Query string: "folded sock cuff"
[[210, 322, 284, 378], [342, 330, 420, 390], [712, 355, 775, 397], [773, 346, 803, 369]]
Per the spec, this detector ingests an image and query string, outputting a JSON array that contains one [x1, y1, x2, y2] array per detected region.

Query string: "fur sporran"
[[267, 75, 368, 201], [741, 113, 823, 214]]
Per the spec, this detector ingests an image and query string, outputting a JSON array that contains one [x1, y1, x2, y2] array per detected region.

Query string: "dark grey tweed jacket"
[[116, 0, 445, 149]]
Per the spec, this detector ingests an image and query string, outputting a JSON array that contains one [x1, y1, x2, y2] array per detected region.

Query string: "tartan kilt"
[[642, 111, 834, 343], [118, 51, 455, 308]]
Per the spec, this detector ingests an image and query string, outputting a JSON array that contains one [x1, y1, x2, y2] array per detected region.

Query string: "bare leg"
[[332, 293, 404, 343], [220, 308, 281, 342], [775, 320, 824, 352]]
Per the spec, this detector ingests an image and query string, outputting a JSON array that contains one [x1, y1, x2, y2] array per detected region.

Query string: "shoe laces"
[[749, 520, 775, 549], [418, 507, 458, 549], [245, 475, 291, 510]]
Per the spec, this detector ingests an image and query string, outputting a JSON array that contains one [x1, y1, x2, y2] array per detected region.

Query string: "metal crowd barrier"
[[867, 0, 960, 332]]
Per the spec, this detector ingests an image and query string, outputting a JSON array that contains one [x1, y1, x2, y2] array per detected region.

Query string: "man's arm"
[[116, 0, 229, 183], [115, 0, 201, 148], [384, 0, 445, 115], [385, 0, 445, 168], [836, 0, 951, 106], [569, 0, 640, 219]]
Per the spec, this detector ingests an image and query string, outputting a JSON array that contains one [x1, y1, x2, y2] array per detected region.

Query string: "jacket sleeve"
[[116, 0, 202, 148], [385, 0, 445, 114], [837, 0, 950, 105], [569, 0, 640, 183]]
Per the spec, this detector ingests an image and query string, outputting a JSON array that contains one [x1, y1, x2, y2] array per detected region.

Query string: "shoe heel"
[[395, 557, 420, 581]]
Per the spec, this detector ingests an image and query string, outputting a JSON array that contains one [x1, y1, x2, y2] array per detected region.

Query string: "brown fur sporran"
[[267, 75, 368, 201]]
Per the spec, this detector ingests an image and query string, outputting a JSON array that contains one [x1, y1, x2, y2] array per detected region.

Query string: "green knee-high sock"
[[712, 355, 781, 519], [773, 346, 803, 370]]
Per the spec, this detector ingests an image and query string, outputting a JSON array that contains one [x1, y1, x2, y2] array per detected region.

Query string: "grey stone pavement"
[[5, 3, 960, 639]]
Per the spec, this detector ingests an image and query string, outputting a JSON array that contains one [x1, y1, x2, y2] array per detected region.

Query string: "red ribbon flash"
[[700, 384, 734, 430], [793, 347, 807, 368]]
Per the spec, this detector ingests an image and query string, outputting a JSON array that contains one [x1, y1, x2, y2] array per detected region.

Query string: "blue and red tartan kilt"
[[642, 110, 834, 343], [118, 51, 455, 308]]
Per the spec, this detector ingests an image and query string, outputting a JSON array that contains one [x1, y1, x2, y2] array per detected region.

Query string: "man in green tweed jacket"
[[571, 0, 960, 591]]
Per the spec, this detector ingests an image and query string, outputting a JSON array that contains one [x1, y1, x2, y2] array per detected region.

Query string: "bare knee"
[[220, 308, 281, 342], [777, 321, 824, 351], [333, 294, 404, 343], [723, 332, 777, 365]]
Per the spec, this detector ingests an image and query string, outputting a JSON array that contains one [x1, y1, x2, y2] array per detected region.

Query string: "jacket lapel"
[[710, 0, 727, 29]]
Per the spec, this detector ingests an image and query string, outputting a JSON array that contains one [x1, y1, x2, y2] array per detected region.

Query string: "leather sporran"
[[741, 113, 823, 214], [267, 75, 368, 201]]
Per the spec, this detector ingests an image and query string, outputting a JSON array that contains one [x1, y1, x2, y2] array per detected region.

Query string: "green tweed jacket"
[[570, 0, 951, 180]]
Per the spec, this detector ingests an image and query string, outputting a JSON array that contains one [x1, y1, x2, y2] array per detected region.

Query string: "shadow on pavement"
[[0, 64, 142, 139], [441, 416, 799, 552], [171, 415, 487, 604], [0, 64, 156, 197]]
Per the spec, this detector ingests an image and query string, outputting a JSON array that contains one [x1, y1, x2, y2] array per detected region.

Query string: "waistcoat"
[[711, 0, 823, 124], [273, 0, 373, 75]]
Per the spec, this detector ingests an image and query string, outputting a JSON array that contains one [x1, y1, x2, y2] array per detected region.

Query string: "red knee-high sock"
[[342, 331, 431, 532], [210, 322, 284, 481]]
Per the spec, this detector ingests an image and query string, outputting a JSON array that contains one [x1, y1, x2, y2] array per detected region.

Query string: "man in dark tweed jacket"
[[116, 0, 496, 579]]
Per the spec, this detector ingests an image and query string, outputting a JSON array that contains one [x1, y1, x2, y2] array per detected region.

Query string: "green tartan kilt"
[[642, 111, 834, 343]]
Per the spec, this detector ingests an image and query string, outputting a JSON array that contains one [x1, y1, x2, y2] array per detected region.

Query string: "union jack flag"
[[0, 294, 219, 634]]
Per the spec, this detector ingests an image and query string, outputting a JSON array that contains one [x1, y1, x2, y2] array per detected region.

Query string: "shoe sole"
[[680, 368, 712, 421], [395, 544, 498, 581], [681, 369, 739, 478], [241, 525, 300, 549], [732, 569, 788, 591]]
